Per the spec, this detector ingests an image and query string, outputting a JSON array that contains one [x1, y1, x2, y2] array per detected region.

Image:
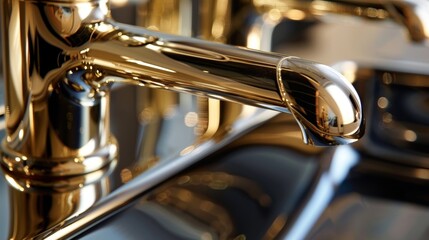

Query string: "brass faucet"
[[0, 0, 363, 178]]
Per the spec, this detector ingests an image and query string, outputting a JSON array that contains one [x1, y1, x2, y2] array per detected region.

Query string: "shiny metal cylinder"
[[0, 0, 363, 177], [1, 0, 117, 176]]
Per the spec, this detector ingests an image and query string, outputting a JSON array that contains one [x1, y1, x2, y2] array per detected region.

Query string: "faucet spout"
[[0, 0, 363, 177], [277, 57, 363, 145], [75, 21, 363, 146]]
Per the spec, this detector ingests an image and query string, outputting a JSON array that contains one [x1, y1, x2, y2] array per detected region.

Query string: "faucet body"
[[1, 0, 363, 177]]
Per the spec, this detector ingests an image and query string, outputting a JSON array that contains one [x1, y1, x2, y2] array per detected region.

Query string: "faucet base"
[[0, 137, 118, 178]]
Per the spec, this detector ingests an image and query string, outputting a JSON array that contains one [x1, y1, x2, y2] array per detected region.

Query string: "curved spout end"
[[296, 113, 365, 147], [278, 57, 364, 146]]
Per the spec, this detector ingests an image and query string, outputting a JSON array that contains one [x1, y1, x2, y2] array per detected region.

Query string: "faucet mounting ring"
[[1, 137, 118, 177]]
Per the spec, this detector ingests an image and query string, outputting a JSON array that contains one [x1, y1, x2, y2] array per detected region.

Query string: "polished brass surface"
[[0, 0, 428, 236], [3, 160, 114, 239], [253, 0, 429, 43], [0, 0, 363, 178], [1, 0, 119, 176]]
